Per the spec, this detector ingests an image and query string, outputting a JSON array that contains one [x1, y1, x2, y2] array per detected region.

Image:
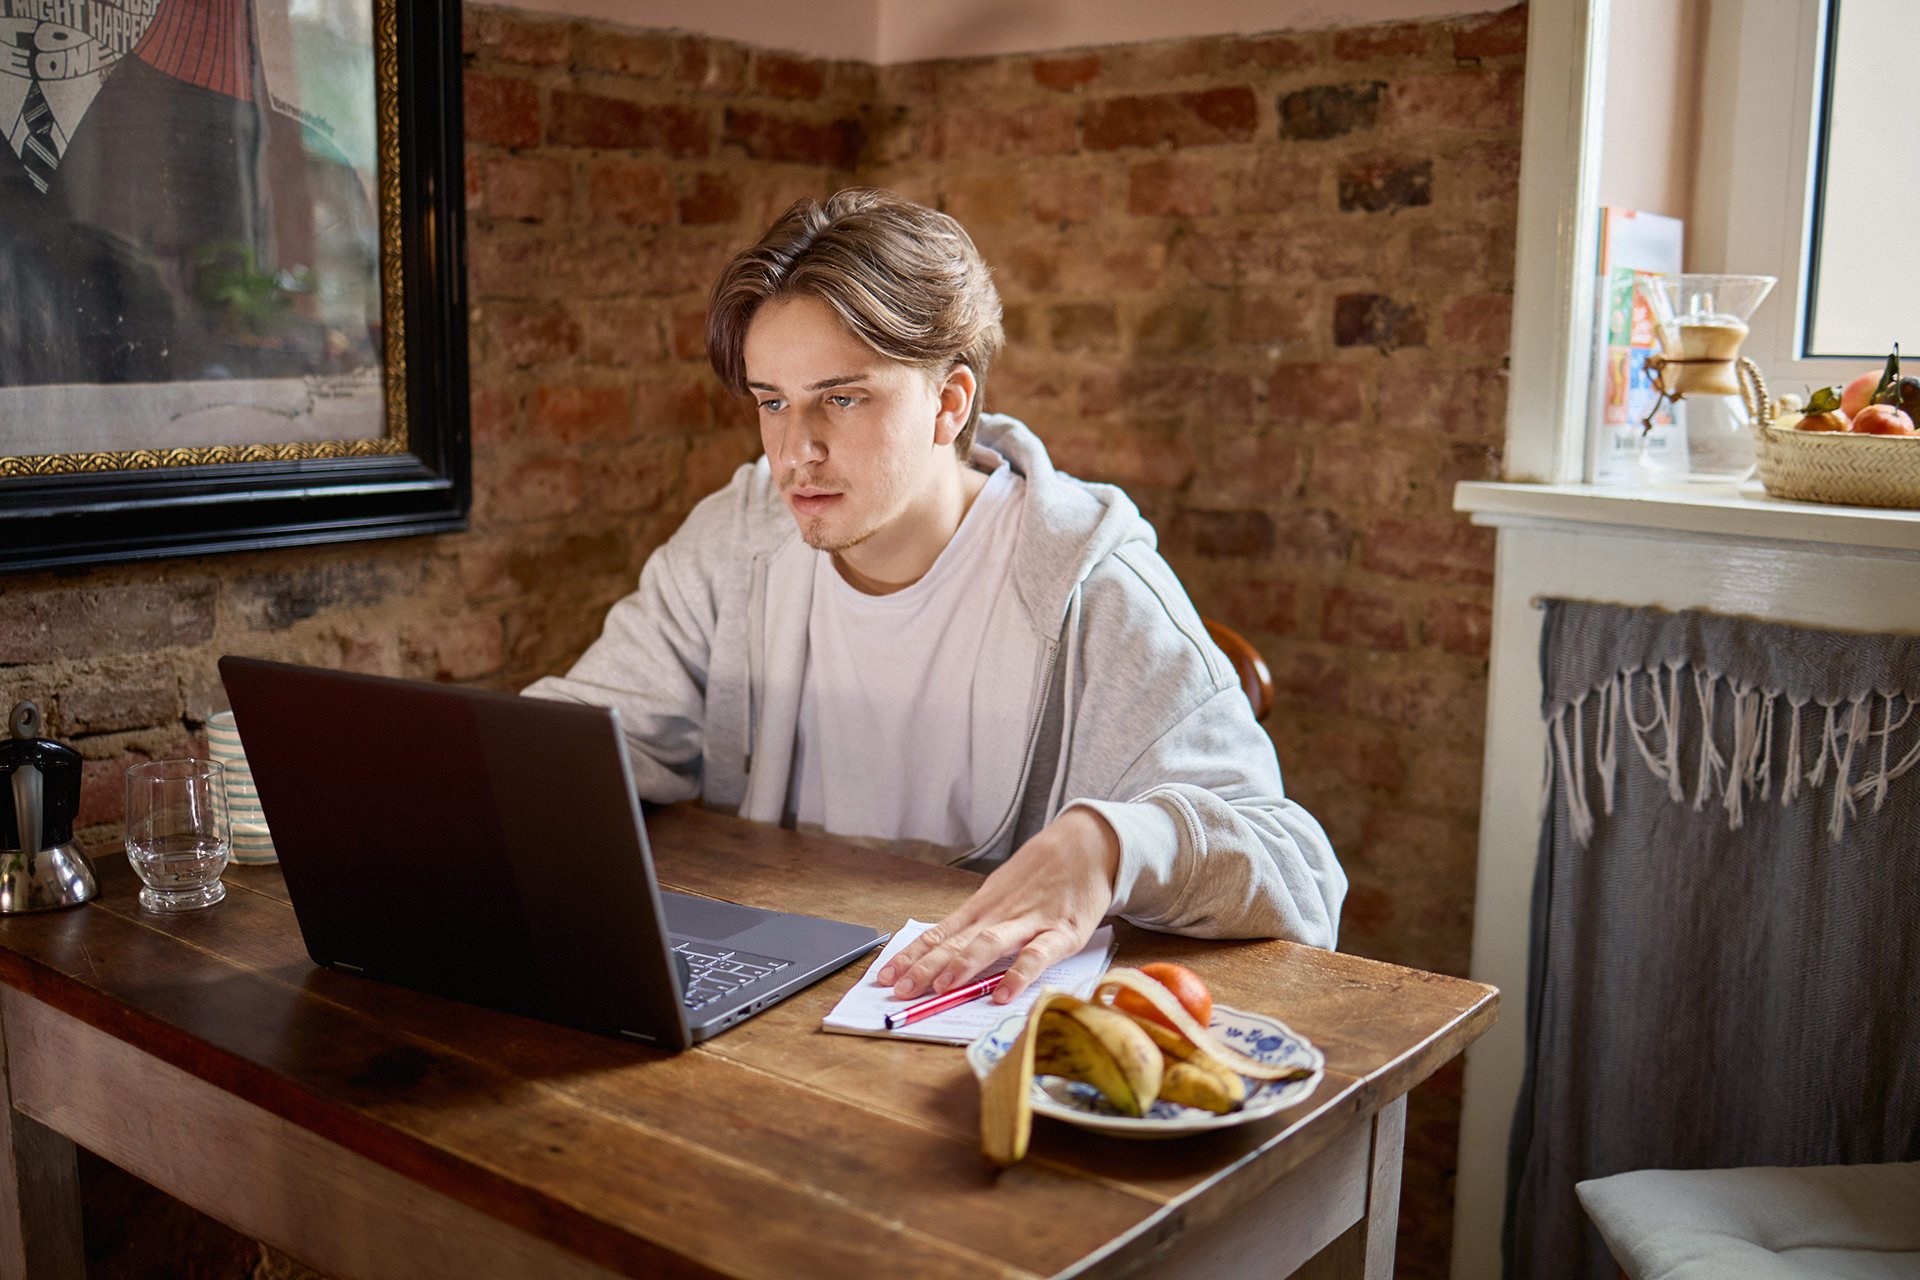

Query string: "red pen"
[[884, 971, 1007, 1030]]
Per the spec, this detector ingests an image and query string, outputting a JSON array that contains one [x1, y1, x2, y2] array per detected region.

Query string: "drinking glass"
[[124, 759, 229, 912]]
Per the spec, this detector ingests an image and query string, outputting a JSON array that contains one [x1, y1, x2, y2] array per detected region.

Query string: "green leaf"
[[1871, 344, 1901, 405], [1806, 385, 1843, 413]]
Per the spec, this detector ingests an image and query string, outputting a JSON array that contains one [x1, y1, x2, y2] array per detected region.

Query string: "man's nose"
[[772, 411, 827, 468]]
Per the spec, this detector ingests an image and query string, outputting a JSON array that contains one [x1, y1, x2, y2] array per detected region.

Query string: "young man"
[[525, 189, 1344, 1004]]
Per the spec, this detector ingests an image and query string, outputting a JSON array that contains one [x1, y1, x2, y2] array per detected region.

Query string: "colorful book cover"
[[1588, 209, 1684, 485]]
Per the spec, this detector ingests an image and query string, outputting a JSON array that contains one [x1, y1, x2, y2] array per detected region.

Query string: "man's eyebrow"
[[745, 374, 869, 393]]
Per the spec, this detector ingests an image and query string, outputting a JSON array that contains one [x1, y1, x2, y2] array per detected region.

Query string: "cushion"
[[1576, 1164, 1920, 1280]]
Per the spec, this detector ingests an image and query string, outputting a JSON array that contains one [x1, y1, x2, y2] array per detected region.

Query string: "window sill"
[[1453, 480, 1920, 559]]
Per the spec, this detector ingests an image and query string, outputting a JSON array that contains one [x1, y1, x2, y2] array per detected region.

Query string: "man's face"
[[744, 295, 969, 579]]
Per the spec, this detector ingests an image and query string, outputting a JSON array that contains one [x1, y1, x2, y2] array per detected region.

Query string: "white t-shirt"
[[788, 463, 1028, 858]]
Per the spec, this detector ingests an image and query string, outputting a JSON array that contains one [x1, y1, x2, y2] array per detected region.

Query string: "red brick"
[[678, 171, 743, 225], [1425, 596, 1492, 657], [464, 157, 482, 213], [403, 615, 507, 682], [1361, 660, 1488, 741], [633, 378, 713, 434], [80, 749, 158, 832], [941, 173, 1025, 226], [1032, 52, 1101, 90], [1119, 365, 1254, 424], [1406, 738, 1487, 814], [1278, 81, 1384, 141], [1377, 364, 1508, 443], [530, 384, 631, 445], [1454, 6, 1527, 60], [1451, 140, 1523, 206], [550, 91, 710, 158], [1014, 234, 1168, 295], [1333, 22, 1435, 61], [1270, 509, 1355, 573], [1405, 227, 1490, 281], [469, 386, 518, 446], [491, 304, 580, 366], [1169, 508, 1275, 559], [482, 456, 583, 525], [632, 235, 737, 298], [481, 154, 571, 223], [686, 430, 762, 499], [0, 582, 215, 662], [464, 73, 540, 150], [1048, 302, 1119, 352], [1029, 170, 1105, 225], [1338, 156, 1432, 212], [723, 108, 863, 167], [1305, 724, 1408, 792], [1101, 39, 1218, 85], [677, 36, 749, 95], [1334, 293, 1426, 352], [574, 28, 674, 77], [1083, 87, 1258, 151], [1233, 154, 1324, 215], [1443, 293, 1513, 355], [1222, 33, 1316, 71], [1312, 441, 1416, 508], [1226, 291, 1317, 351], [670, 308, 709, 361], [1206, 576, 1299, 637], [57, 662, 177, 735], [472, 11, 569, 66], [580, 443, 673, 515], [1387, 69, 1525, 132], [587, 159, 673, 225], [1322, 585, 1412, 650], [1041, 423, 1196, 491], [1199, 432, 1305, 501], [1134, 298, 1215, 354], [1127, 156, 1214, 218], [923, 105, 1075, 160], [573, 301, 668, 366], [1268, 364, 1367, 429], [1268, 646, 1352, 716], [1183, 227, 1288, 288], [1360, 518, 1494, 586], [753, 52, 826, 99]]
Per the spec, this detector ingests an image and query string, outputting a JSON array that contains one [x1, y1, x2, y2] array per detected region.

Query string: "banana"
[[1159, 1057, 1246, 1115], [1032, 996, 1164, 1117]]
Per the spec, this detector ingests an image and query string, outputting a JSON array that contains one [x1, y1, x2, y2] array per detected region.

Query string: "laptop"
[[218, 656, 887, 1051]]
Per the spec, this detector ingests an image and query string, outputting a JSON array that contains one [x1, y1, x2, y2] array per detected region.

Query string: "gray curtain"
[[1504, 599, 1920, 1280]]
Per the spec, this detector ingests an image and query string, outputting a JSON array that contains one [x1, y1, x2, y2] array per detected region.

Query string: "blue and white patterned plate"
[[965, 1002, 1325, 1138]]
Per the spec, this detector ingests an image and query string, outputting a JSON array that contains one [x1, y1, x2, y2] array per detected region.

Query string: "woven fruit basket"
[[1743, 359, 1920, 509]]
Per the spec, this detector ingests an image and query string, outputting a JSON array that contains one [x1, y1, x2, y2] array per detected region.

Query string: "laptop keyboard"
[[672, 940, 792, 1012]]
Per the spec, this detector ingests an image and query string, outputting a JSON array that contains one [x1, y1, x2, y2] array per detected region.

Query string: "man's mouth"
[[787, 486, 842, 517]]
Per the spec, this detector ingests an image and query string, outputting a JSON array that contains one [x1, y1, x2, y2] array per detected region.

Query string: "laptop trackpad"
[[663, 892, 773, 941]]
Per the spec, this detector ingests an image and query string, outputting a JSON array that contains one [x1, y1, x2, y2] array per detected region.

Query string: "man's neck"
[[833, 461, 990, 595]]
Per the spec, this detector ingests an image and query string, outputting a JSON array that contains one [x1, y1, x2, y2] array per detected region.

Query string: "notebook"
[[218, 656, 887, 1051]]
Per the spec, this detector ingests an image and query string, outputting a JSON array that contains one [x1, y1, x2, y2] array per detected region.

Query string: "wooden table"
[[0, 806, 1494, 1280]]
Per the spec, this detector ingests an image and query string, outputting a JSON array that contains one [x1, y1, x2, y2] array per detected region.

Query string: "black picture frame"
[[0, 0, 469, 574]]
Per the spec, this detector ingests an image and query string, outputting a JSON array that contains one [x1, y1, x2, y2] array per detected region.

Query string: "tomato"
[[1114, 961, 1213, 1031]]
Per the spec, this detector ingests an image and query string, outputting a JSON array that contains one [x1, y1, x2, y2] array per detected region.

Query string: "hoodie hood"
[[971, 413, 1158, 637]]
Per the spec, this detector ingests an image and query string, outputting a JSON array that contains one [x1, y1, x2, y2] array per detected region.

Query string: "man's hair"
[[706, 188, 1005, 456]]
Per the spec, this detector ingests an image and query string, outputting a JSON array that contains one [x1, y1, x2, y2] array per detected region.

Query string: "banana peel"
[[981, 968, 1315, 1164]]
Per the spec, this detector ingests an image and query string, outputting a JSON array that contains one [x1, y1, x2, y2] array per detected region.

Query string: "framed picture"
[[0, 0, 469, 573]]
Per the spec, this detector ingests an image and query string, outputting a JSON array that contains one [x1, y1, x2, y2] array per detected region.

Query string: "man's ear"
[[931, 364, 977, 447]]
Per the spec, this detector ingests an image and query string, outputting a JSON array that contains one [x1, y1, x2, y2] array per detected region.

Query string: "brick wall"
[[4, 6, 1520, 1277]]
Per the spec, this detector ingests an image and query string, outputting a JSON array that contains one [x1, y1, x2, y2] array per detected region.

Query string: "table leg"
[[0, 1001, 85, 1280], [1289, 1095, 1409, 1280]]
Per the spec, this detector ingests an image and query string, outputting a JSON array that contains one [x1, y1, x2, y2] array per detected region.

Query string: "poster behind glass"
[[0, 0, 385, 461]]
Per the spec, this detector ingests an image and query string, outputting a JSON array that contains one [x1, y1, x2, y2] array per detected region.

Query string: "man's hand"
[[876, 806, 1121, 1004]]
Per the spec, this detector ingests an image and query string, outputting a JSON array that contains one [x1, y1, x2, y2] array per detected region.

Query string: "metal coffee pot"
[[0, 701, 98, 912]]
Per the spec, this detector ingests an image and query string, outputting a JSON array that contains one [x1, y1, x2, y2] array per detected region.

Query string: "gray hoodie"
[[524, 415, 1345, 948]]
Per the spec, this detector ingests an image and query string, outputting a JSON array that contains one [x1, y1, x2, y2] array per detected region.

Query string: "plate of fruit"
[[968, 964, 1324, 1159]]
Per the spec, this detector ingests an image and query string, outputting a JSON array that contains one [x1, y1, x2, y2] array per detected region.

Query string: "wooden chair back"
[[1202, 618, 1273, 723]]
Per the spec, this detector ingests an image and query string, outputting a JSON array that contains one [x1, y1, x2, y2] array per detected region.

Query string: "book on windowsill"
[[1588, 207, 1685, 486]]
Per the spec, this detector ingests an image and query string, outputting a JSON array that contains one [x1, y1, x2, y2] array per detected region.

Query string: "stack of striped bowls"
[[206, 710, 276, 864]]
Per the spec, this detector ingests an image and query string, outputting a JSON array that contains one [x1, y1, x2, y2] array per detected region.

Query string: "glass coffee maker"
[[1635, 273, 1777, 485]]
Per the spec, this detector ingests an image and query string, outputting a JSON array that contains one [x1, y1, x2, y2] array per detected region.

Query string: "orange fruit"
[[1114, 961, 1213, 1032], [1850, 404, 1918, 436]]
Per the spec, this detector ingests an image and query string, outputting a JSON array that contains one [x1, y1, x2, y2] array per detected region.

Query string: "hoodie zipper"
[[952, 634, 1060, 867]]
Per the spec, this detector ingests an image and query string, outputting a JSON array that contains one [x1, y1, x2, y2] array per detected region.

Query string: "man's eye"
[[756, 398, 784, 412], [827, 394, 857, 408]]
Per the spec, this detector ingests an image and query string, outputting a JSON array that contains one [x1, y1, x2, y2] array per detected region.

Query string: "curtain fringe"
[[1546, 667, 1918, 847]]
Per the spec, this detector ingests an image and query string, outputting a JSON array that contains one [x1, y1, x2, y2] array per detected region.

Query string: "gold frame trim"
[[0, 0, 407, 480]]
